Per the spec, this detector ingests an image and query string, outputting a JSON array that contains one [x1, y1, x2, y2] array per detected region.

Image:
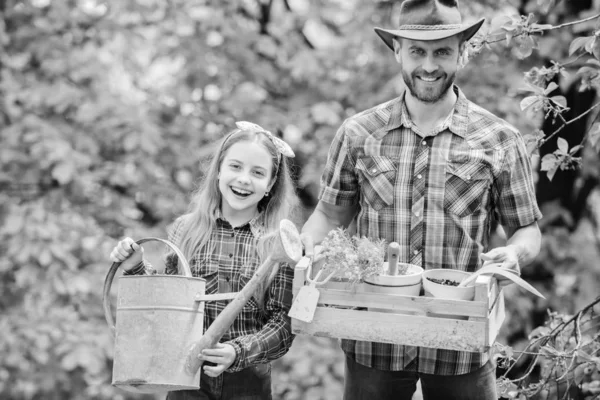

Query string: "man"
[[300, 0, 542, 399]]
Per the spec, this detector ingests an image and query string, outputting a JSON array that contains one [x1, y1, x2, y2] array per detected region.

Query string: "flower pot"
[[422, 269, 473, 320], [422, 269, 474, 301], [363, 263, 424, 314]]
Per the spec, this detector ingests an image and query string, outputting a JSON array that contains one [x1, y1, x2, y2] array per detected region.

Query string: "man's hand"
[[299, 233, 326, 272], [299, 232, 315, 258], [200, 343, 237, 377], [480, 245, 520, 288]]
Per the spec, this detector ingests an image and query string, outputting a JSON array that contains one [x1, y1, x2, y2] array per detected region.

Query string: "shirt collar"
[[216, 208, 265, 238], [382, 85, 469, 139]]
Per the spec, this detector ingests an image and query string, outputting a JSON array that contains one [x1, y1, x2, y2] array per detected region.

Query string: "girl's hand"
[[200, 343, 237, 377], [109, 237, 144, 272]]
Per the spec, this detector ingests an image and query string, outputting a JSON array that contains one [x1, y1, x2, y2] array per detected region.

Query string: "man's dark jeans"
[[343, 355, 498, 400], [166, 363, 272, 400]]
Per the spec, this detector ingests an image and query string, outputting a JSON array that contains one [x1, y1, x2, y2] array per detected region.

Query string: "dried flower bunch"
[[320, 228, 386, 283]]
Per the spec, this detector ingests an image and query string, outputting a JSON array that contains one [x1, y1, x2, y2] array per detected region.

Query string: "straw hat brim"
[[374, 18, 485, 50]]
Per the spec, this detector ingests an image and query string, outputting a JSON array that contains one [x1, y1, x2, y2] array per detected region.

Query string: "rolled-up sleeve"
[[494, 134, 543, 227], [319, 123, 360, 206]]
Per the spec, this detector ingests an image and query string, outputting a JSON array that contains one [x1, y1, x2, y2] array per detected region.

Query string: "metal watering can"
[[103, 220, 303, 394], [103, 237, 206, 393]]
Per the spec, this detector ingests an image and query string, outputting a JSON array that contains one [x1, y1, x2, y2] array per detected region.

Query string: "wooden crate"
[[291, 263, 505, 352]]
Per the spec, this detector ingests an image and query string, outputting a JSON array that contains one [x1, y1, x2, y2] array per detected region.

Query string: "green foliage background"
[[1, 0, 599, 399]]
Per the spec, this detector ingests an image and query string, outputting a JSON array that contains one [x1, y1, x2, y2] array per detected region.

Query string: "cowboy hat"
[[374, 0, 485, 50]]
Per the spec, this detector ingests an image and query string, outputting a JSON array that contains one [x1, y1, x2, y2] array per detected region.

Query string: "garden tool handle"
[[387, 242, 400, 276], [185, 255, 277, 375], [103, 237, 193, 332]]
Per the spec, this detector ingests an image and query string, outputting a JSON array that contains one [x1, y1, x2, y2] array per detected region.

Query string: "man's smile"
[[417, 75, 441, 83]]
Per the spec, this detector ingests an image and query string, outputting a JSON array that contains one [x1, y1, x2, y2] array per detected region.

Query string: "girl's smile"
[[230, 186, 253, 197], [219, 141, 274, 225]]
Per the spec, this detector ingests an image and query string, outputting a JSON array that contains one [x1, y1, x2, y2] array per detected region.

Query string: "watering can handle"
[[102, 237, 193, 332]]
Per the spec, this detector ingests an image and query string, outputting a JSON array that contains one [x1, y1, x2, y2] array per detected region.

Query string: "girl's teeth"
[[232, 187, 251, 195]]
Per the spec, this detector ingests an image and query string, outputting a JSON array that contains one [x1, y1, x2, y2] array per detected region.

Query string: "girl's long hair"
[[177, 128, 300, 304]]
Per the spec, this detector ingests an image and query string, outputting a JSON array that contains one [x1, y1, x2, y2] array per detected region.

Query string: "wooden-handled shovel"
[[185, 219, 303, 375]]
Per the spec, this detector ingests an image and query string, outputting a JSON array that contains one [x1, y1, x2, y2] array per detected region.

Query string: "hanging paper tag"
[[288, 283, 320, 323]]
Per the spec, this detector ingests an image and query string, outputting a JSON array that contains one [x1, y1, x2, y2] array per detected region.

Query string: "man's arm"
[[301, 201, 358, 252], [481, 221, 541, 273], [503, 221, 541, 268]]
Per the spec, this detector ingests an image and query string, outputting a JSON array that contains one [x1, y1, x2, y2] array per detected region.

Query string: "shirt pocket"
[[444, 161, 492, 217], [355, 156, 397, 211], [192, 256, 219, 293], [235, 263, 260, 309]]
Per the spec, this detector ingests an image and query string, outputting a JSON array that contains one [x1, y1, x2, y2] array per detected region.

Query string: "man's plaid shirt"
[[161, 212, 294, 372], [319, 86, 542, 375]]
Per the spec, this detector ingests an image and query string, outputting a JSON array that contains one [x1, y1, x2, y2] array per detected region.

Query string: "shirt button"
[[415, 211, 420, 217], [466, 175, 471, 181], [422, 140, 427, 146], [231, 232, 235, 237], [229, 253, 233, 258], [417, 174, 422, 179], [413, 250, 419, 255], [371, 168, 377, 173]]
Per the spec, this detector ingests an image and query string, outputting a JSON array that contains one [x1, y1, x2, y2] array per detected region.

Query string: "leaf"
[[496, 378, 519, 397], [515, 35, 535, 59], [528, 325, 551, 340], [1, 213, 24, 235], [524, 130, 544, 155], [311, 102, 342, 125], [4, 53, 31, 70], [38, 248, 53, 267], [51, 161, 75, 185], [541, 153, 560, 181], [520, 96, 540, 111], [302, 19, 338, 49], [556, 137, 569, 154], [70, 275, 91, 295], [587, 59, 600, 68], [593, 37, 600, 60], [60, 346, 104, 375], [226, 82, 269, 110], [255, 36, 278, 59], [569, 36, 594, 56], [543, 81, 559, 95], [576, 350, 597, 363], [490, 15, 513, 33], [585, 36, 595, 52], [541, 344, 562, 357], [550, 95, 567, 108], [588, 122, 600, 151], [569, 145, 582, 155], [537, 0, 555, 13]]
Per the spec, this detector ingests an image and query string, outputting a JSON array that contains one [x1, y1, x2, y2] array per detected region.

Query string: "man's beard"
[[402, 68, 455, 104]]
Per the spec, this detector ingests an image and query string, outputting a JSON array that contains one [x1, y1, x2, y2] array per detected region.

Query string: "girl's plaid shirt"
[[319, 86, 542, 375], [161, 213, 294, 372]]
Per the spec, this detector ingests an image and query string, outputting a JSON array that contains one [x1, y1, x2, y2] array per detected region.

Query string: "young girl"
[[109, 121, 300, 400]]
